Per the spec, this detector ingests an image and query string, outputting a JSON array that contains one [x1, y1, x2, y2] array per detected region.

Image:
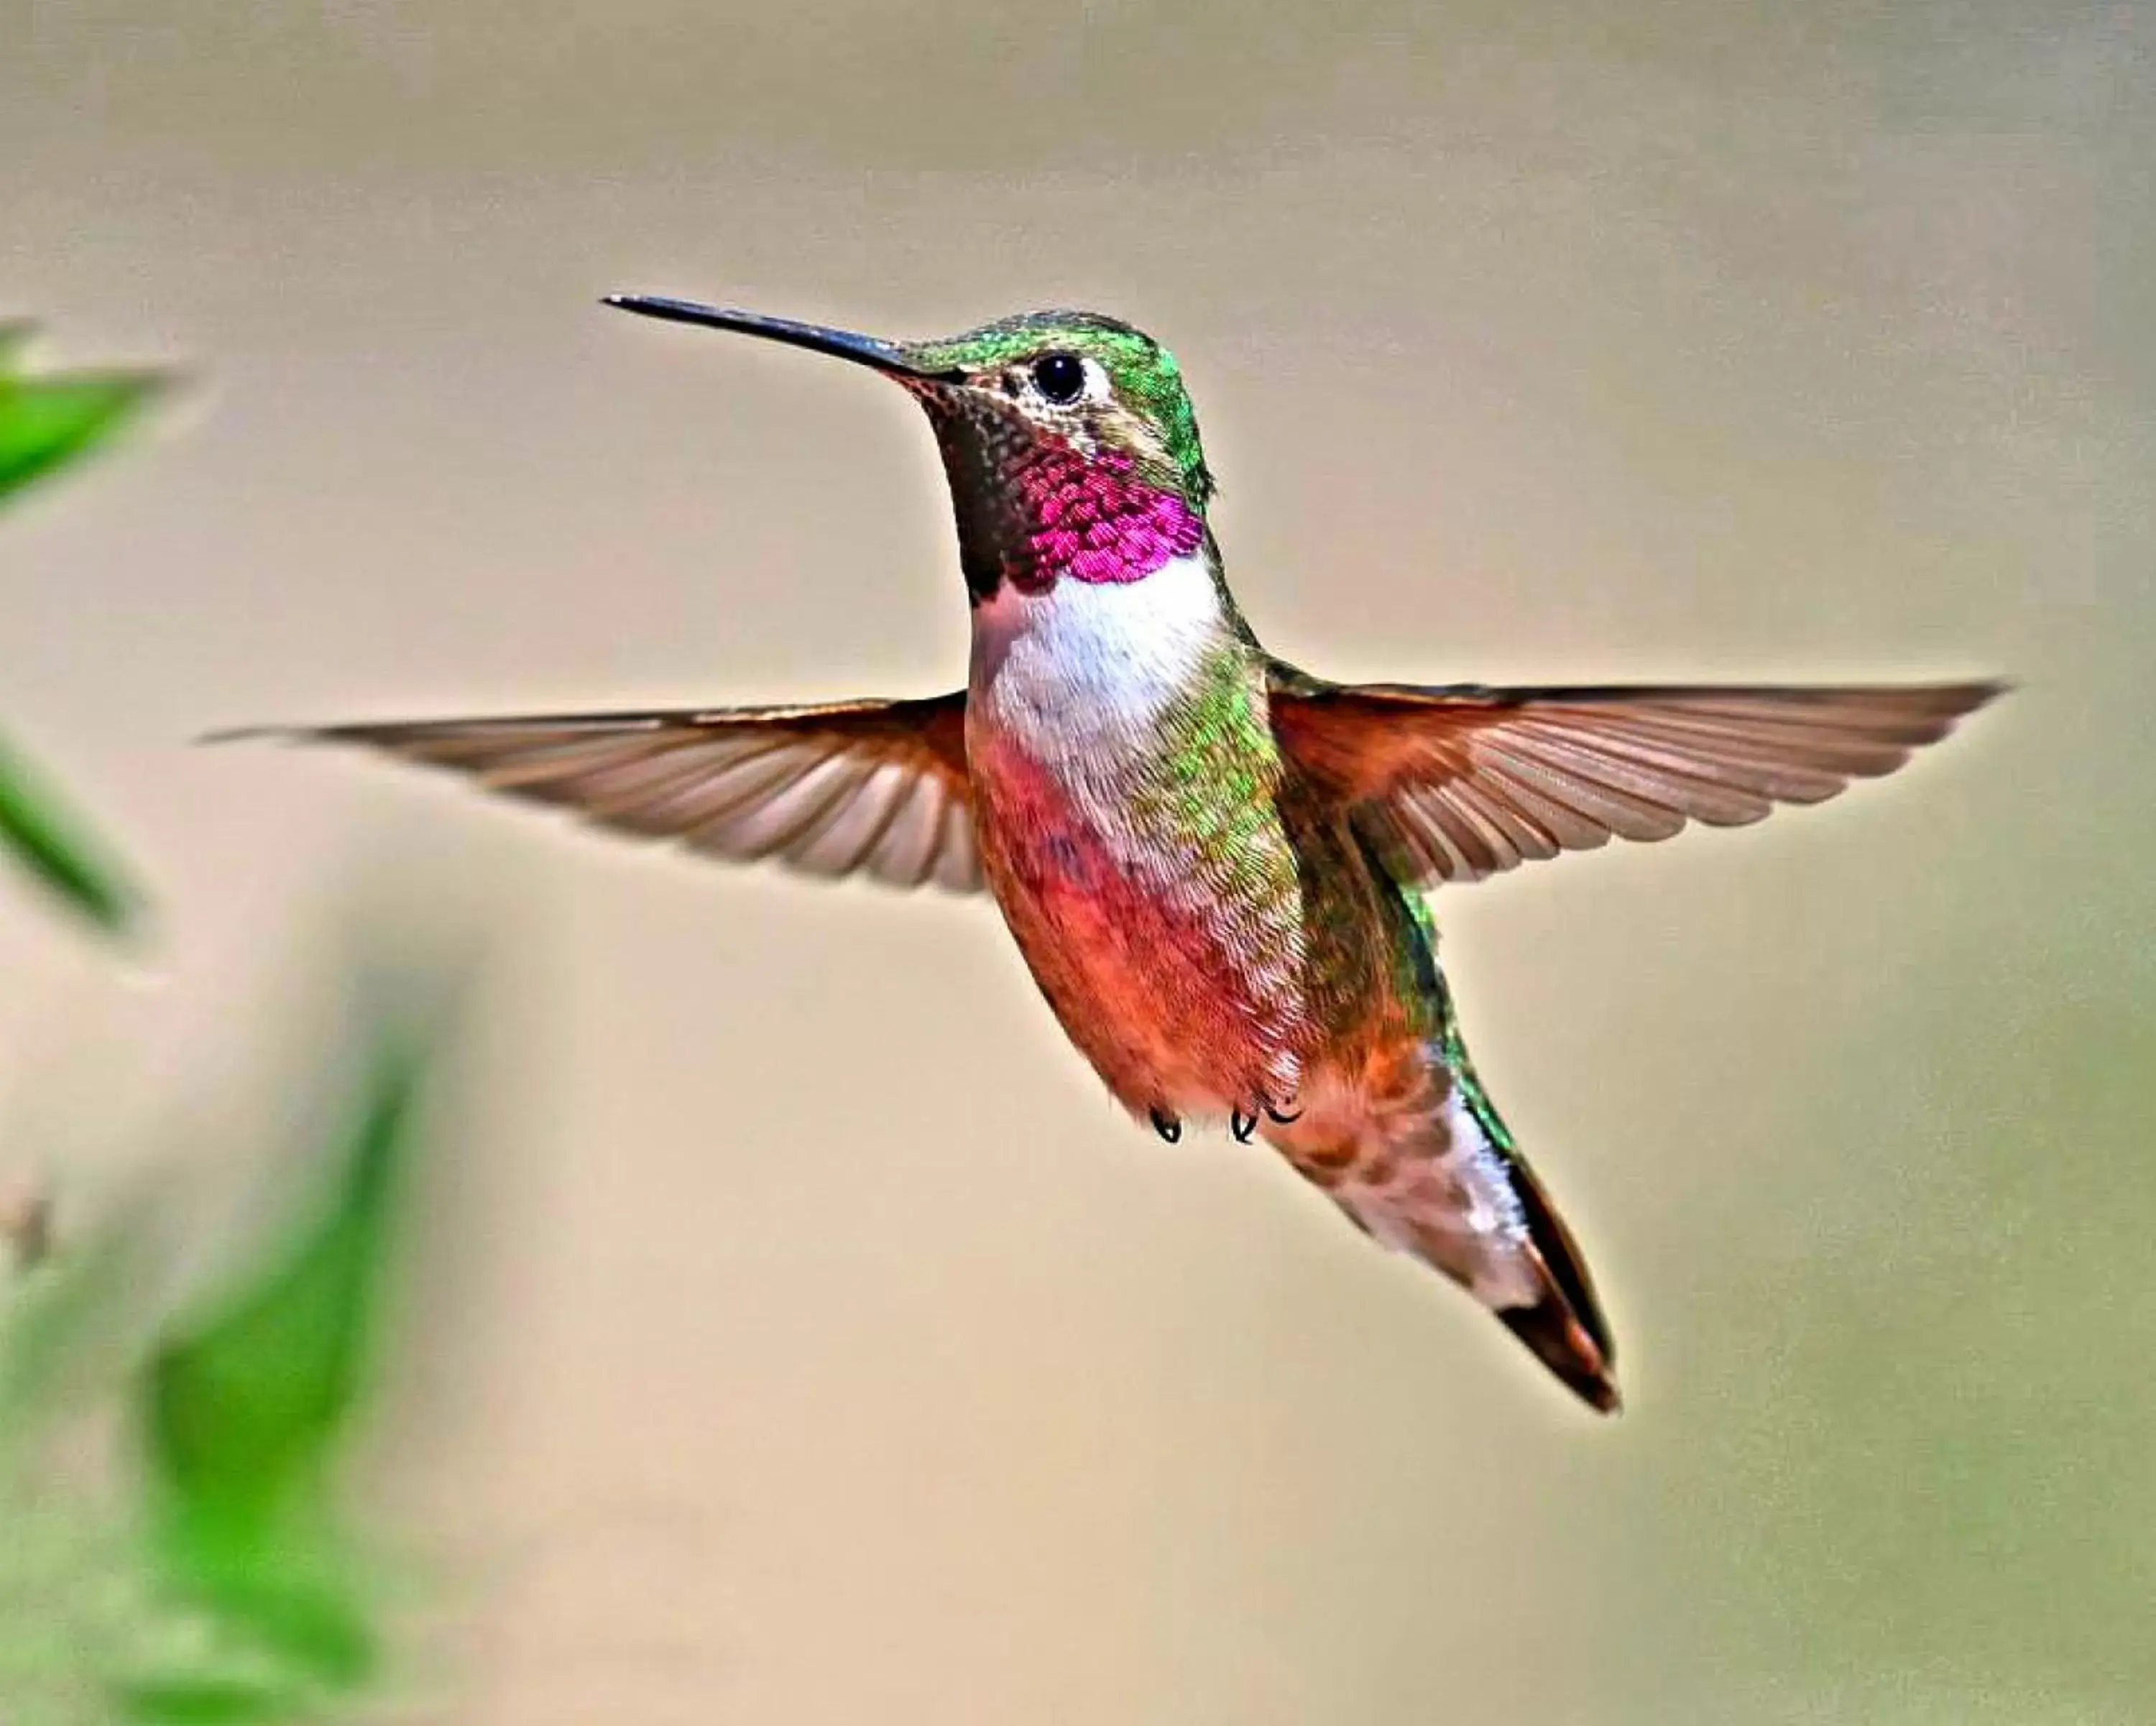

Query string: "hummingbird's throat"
[[931, 411, 1204, 597], [1017, 445, 1205, 587]]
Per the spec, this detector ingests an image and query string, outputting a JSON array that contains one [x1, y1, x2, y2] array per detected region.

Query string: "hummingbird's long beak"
[[603, 295, 962, 383]]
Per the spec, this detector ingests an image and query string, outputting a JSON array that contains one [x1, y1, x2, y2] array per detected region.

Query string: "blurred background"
[[4, 0, 2152, 1719]]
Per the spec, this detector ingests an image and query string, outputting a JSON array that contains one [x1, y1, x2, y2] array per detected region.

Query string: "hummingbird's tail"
[[1410, 895, 1620, 1413], [1291, 1056, 1621, 1414], [1483, 1148, 1620, 1413], [1284, 852, 1620, 1413]]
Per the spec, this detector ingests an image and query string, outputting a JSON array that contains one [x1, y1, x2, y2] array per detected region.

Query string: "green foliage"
[[0, 325, 165, 936], [0, 327, 165, 504], [0, 994, 443, 1725], [0, 732, 140, 933], [121, 1031, 430, 1722], [0, 320, 429, 1724], [147, 1045, 415, 1552]]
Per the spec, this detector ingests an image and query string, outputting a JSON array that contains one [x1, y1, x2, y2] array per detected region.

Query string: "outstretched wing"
[[222, 693, 981, 892], [1270, 671, 2004, 886]]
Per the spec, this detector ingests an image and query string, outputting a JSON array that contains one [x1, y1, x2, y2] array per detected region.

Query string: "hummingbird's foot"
[[1149, 1107, 1182, 1144], [1230, 1097, 1302, 1141]]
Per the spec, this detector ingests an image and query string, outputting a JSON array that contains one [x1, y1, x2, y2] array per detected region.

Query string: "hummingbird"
[[231, 296, 2002, 1413]]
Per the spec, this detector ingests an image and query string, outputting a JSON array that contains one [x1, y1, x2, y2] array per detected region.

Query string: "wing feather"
[[216, 693, 981, 892], [1271, 673, 2004, 885]]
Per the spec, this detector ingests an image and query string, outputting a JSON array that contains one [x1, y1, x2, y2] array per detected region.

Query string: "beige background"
[[4, 1, 2152, 1720]]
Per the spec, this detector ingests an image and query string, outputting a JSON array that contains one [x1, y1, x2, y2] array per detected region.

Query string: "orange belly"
[[973, 770, 1313, 1122]]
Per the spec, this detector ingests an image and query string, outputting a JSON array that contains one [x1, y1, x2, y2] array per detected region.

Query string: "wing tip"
[[200, 723, 392, 749], [197, 724, 295, 747], [1952, 675, 2014, 714]]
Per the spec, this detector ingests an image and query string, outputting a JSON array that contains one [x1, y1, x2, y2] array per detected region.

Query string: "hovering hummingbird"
[[232, 296, 2001, 1412]]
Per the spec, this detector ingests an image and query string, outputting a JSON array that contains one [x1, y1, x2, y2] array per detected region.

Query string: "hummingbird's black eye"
[[1031, 353, 1087, 405]]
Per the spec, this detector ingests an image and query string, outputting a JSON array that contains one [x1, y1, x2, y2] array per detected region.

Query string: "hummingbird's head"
[[607, 296, 1215, 602]]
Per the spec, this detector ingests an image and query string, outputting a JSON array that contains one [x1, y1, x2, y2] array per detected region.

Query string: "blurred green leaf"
[[0, 342, 165, 504], [116, 1573, 379, 1725], [0, 328, 165, 937], [114, 1674, 292, 1726], [0, 732, 142, 934], [124, 1024, 433, 1720], [145, 1039, 416, 1547]]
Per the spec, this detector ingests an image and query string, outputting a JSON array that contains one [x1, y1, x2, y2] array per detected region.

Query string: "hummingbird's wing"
[[218, 694, 981, 891], [1269, 672, 2003, 885]]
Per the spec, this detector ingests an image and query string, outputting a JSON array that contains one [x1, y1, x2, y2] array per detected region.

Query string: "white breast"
[[967, 552, 1227, 767]]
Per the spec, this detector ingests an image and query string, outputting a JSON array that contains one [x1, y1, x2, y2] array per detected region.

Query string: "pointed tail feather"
[[1499, 1300, 1621, 1413], [1498, 1154, 1621, 1413], [1299, 1102, 1622, 1415], [1339, 839, 1622, 1413], [1391, 1146, 1621, 1416]]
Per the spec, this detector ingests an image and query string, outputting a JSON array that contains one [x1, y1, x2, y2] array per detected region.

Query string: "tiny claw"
[[1263, 1100, 1302, 1125], [1149, 1107, 1182, 1145], [1230, 1109, 1258, 1143]]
